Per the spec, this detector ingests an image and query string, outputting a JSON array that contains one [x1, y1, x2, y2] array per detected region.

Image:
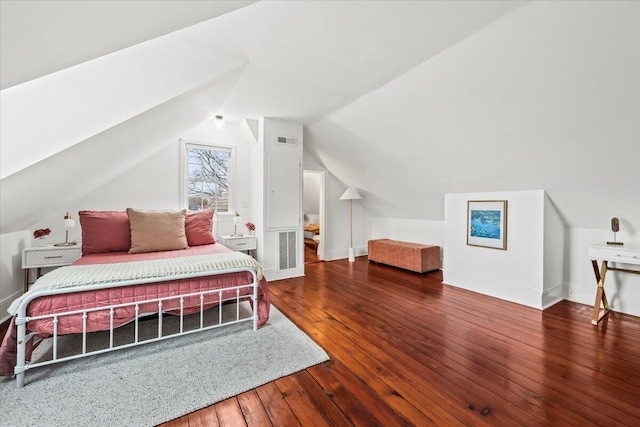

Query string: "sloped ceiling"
[[1, 0, 638, 233], [0, 0, 257, 89], [304, 1, 640, 229]]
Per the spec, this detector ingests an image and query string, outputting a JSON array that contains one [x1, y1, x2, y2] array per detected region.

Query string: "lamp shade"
[[339, 188, 362, 200], [55, 212, 77, 246], [233, 216, 243, 226]]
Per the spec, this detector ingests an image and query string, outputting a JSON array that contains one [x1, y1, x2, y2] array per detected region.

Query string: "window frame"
[[179, 139, 237, 213]]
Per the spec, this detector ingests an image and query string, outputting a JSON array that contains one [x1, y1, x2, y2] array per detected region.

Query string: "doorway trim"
[[303, 169, 326, 262]]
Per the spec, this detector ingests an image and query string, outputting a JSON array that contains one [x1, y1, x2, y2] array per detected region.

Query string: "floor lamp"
[[340, 187, 362, 262]]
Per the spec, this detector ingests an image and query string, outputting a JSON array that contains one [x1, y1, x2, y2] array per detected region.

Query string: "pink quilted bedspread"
[[0, 244, 270, 376]]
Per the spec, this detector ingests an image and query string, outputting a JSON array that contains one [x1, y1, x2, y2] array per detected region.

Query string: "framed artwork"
[[467, 200, 508, 250]]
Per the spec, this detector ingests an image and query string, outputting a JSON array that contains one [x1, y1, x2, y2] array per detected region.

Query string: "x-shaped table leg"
[[591, 260, 610, 325]]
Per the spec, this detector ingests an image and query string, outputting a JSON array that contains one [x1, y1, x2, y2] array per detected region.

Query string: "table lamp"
[[54, 212, 77, 246], [233, 214, 244, 237]]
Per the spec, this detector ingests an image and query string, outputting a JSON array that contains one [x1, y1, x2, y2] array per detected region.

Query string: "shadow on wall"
[[0, 233, 28, 320]]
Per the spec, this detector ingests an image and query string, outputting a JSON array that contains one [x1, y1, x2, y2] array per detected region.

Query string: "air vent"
[[278, 231, 298, 271], [277, 136, 297, 145]]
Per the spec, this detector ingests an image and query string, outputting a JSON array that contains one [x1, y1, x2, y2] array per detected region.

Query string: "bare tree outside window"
[[187, 145, 231, 212]]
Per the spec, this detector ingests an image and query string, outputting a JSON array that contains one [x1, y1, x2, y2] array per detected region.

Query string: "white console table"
[[588, 243, 640, 325]]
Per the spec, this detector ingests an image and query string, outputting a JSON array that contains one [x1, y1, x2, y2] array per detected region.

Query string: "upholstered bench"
[[368, 239, 440, 273]]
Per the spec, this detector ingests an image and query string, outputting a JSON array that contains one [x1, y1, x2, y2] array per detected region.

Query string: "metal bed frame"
[[13, 267, 259, 388]]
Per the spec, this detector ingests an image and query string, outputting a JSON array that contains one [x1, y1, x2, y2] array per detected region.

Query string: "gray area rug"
[[0, 303, 328, 427]]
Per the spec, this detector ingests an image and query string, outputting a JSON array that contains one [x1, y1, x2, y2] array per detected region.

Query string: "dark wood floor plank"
[[215, 397, 246, 427], [274, 299, 445, 426], [273, 289, 479, 426], [274, 262, 634, 426], [308, 361, 412, 427], [127, 257, 640, 427], [362, 290, 636, 422], [290, 369, 354, 426], [274, 374, 331, 426], [436, 280, 640, 365], [274, 280, 536, 426], [236, 390, 272, 427], [296, 369, 360, 425], [273, 270, 564, 424], [254, 382, 300, 426], [403, 292, 640, 416], [187, 405, 219, 427], [160, 418, 184, 427], [298, 284, 595, 426], [314, 262, 633, 417]]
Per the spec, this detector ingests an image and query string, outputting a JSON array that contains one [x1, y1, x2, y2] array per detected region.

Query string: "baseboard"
[[443, 270, 543, 310], [325, 246, 367, 261], [566, 283, 640, 318], [541, 295, 564, 310], [542, 283, 565, 309], [263, 267, 304, 282]]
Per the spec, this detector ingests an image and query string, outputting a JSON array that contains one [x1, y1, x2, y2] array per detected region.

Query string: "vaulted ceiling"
[[1, 0, 638, 233]]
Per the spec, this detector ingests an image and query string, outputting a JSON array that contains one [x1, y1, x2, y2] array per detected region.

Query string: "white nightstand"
[[22, 245, 82, 293], [220, 235, 257, 259]]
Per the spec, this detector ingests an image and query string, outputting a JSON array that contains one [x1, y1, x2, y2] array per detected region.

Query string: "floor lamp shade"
[[340, 188, 362, 262], [339, 188, 362, 201]]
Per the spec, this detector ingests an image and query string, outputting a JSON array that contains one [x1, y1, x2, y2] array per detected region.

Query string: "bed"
[[0, 208, 270, 388]]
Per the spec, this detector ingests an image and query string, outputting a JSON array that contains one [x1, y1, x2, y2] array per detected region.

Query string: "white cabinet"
[[267, 152, 301, 229], [255, 118, 304, 281]]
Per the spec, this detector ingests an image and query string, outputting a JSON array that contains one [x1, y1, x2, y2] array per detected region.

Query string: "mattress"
[[0, 243, 269, 376], [25, 244, 269, 333]]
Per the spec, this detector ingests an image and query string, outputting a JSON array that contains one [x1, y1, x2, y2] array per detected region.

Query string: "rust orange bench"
[[368, 239, 440, 273]]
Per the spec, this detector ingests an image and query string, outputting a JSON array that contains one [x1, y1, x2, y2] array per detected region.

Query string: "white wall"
[[543, 194, 566, 308], [32, 121, 255, 237], [444, 190, 547, 309], [0, 230, 30, 322], [3, 1, 638, 322], [362, 195, 640, 321], [303, 145, 371, 261], [0, 120, 256, 322], [305, 1, 640, 231], [370, 217, 444, 266], [303, 172, 321, 217]]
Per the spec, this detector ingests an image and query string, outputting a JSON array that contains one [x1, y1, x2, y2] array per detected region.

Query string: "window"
[[182, 141, 234, 213]]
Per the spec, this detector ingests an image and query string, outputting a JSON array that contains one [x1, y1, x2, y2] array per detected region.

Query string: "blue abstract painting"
[[470, 210, 501, 240]]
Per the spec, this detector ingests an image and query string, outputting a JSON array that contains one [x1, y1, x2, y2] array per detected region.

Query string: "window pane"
[[186, 145, 231, 212]]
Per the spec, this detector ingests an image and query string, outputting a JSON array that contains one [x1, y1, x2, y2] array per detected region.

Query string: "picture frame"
[[467, 200, 508, 250]]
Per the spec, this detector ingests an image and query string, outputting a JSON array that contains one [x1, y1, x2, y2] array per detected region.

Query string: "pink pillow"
[[79, 211, 131, 255], [185, 209, 216, 246], [127, 208, 189, 254]]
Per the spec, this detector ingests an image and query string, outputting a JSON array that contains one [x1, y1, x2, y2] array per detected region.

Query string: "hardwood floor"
[[304, 239, 320, 264], [138, 258, 636, 425]]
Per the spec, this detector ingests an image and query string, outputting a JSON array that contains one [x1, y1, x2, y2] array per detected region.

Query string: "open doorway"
[[303, 170, 325, 264]]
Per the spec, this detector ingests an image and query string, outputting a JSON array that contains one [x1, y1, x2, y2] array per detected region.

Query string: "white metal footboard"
[[14, 267, 259, 388]]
